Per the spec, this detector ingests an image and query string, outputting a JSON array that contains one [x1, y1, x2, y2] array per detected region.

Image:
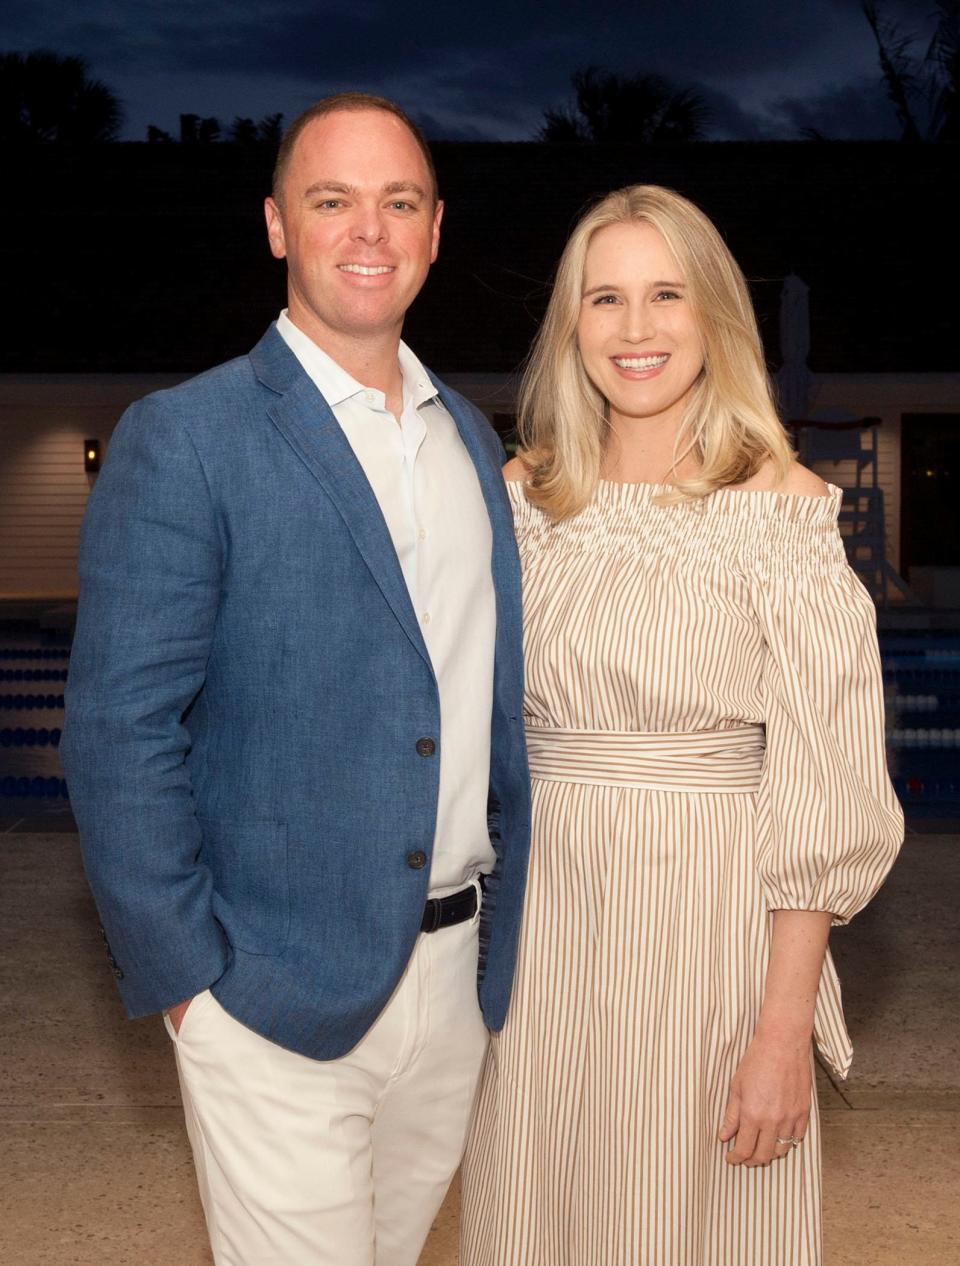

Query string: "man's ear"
[[264, 197, 287, 260], [430, 198, 444, 264]]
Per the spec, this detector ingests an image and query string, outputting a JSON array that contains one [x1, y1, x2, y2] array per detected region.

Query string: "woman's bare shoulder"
[[502, 455, 531, 483], [736, 458, 830, 497]]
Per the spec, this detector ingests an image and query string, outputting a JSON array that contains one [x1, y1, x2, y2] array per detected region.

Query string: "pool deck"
[[1, 823, 957, 1265]]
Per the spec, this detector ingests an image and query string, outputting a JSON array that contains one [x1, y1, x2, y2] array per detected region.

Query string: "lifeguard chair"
[[790, 410, 913, 605]]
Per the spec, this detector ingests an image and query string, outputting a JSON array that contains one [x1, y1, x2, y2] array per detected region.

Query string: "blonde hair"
[[518, 184, 793, 519]]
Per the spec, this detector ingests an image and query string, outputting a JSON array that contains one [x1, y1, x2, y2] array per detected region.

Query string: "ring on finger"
[[775, 1136, 801, 1148]]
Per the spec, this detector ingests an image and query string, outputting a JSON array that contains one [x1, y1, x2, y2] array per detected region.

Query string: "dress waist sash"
[[524, 724, 765, 793]]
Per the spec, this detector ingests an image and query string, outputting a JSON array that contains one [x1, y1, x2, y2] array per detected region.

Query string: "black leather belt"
[[420, 877, 484, 934]]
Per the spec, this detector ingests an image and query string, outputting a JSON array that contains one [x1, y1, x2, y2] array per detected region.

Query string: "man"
[[61, 93, 531, 1266]]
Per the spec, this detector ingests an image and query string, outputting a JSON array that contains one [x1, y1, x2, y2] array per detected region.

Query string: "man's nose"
[[350, 206, 387, 245]]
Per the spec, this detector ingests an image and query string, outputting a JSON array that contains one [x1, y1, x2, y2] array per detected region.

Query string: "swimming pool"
[[881, 634, 960, 819], [2, 627, 958, 821], [0, 636, 70, 803]]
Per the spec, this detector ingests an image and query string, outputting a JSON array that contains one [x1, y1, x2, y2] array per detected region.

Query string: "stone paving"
[[1, 826, 956, 1265]]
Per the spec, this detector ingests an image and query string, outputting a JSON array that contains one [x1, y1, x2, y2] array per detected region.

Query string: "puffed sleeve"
[[741, 491, 904, 926]]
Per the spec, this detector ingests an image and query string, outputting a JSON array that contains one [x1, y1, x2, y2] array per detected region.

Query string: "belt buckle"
[[422, 898, 443, 934]]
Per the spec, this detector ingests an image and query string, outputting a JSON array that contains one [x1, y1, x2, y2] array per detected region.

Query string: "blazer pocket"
[[198, 817, 290, 956]]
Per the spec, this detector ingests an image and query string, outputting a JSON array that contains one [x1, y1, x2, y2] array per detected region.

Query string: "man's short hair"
[[272, 93, 439, 205]]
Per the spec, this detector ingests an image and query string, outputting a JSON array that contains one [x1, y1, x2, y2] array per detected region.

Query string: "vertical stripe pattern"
[[461, 480, 903, 1266]]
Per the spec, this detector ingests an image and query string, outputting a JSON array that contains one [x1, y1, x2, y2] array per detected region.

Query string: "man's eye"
[[388, 200, 415, 211], [317, 199, 343, 210]]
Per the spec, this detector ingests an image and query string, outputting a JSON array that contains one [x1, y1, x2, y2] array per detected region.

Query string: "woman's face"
[[576, 220, 704, 432]]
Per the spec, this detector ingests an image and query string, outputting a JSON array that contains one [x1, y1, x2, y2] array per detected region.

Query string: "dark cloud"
[[0, 0, 942, 141], [64, 1, 860, 86], [689, 85, 771, 141], [412, 110, 494, 142], [767, 76, 901, 140]]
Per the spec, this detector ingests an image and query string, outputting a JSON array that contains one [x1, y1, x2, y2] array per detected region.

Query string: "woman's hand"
[[718, 1027, 811, 1166], [718, 908, 832, 1166]]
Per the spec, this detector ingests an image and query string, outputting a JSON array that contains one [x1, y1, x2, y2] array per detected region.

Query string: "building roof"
[[2, 140, 953, 375]]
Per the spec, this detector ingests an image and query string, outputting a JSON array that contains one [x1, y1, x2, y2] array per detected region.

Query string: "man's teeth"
[[613, 355, 669, 370], [339, 264, 394, 275]]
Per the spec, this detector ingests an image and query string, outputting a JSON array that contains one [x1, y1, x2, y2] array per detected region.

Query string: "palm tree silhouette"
[[862, 0, 959, 142], [0, 50, 123, 143], [541, 67, 707, 143]]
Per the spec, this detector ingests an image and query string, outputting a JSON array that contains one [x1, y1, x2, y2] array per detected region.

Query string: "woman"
[[461, 186, 903, 1266]]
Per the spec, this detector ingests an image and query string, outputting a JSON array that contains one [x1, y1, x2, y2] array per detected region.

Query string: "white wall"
[[804, 373, 960, 574], [0, 375, 185, 599], [2, 369, 958, 601]]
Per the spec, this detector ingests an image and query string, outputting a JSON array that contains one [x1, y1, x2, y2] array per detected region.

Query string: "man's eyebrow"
[[302, 181, 356, 199], [381, 181, 427, 199], [300, 180, 428, 201], [581, 279, 686, 297]]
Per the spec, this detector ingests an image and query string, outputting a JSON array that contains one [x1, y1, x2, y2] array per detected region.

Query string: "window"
[[900, 414, 960, 575]]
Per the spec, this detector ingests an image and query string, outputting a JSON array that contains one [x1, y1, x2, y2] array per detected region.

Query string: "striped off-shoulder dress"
[[461, 479, 903, 1266]]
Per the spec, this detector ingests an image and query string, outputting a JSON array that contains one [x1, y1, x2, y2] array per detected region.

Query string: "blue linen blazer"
[[61, 324, 531, 1060]]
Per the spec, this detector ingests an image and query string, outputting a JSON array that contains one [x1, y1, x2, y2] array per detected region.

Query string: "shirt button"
[[418, 528, 427, 541], [416, 737, 436, 757], [421, 612, 430, 625], [407, 850, 428, 870], [364, 391, 374, 403]]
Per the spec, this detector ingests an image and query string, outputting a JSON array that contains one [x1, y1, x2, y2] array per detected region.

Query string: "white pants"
[[164, 912, 489, 1266]]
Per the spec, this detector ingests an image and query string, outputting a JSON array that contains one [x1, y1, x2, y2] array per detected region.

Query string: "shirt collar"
[[277, 310, 440, 413], [397, 340, 441, 412]]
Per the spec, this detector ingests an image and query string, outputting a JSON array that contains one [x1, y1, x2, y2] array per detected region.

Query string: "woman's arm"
[[719, 909, 833, 1166]]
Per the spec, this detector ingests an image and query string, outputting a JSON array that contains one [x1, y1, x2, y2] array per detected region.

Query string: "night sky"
[[0, 0, 940, 141]]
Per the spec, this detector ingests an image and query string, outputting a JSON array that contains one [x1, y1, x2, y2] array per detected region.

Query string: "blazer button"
[[112, 967, 124, 979], [415, 737, 436, 757], [407, 850, 428, 870]]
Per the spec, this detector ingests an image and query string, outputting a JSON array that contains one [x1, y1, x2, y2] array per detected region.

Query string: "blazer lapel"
[[251, 328, 433, 673]]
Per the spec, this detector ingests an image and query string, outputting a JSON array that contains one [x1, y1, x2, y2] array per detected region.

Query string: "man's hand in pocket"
[[165, 997, 194, 1034]]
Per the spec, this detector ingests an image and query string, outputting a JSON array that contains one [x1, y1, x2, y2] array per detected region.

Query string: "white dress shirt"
[[276, 311, 497, 895]]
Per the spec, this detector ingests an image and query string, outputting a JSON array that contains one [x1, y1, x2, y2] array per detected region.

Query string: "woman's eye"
[[655, 290, 681, 301], [591, 294, 619, 305]]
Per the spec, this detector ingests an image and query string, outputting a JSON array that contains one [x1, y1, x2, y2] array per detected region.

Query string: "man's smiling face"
[[264, 108, 443, 345]]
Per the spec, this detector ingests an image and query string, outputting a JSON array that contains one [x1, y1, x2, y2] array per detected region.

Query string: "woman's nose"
[[618, 304, 655, 343]]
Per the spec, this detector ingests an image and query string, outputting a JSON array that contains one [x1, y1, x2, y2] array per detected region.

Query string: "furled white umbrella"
[[776, 273, 813, 423]]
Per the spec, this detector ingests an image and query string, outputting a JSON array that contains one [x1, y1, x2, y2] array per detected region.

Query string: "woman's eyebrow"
[[581, 279, 686, 297]]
